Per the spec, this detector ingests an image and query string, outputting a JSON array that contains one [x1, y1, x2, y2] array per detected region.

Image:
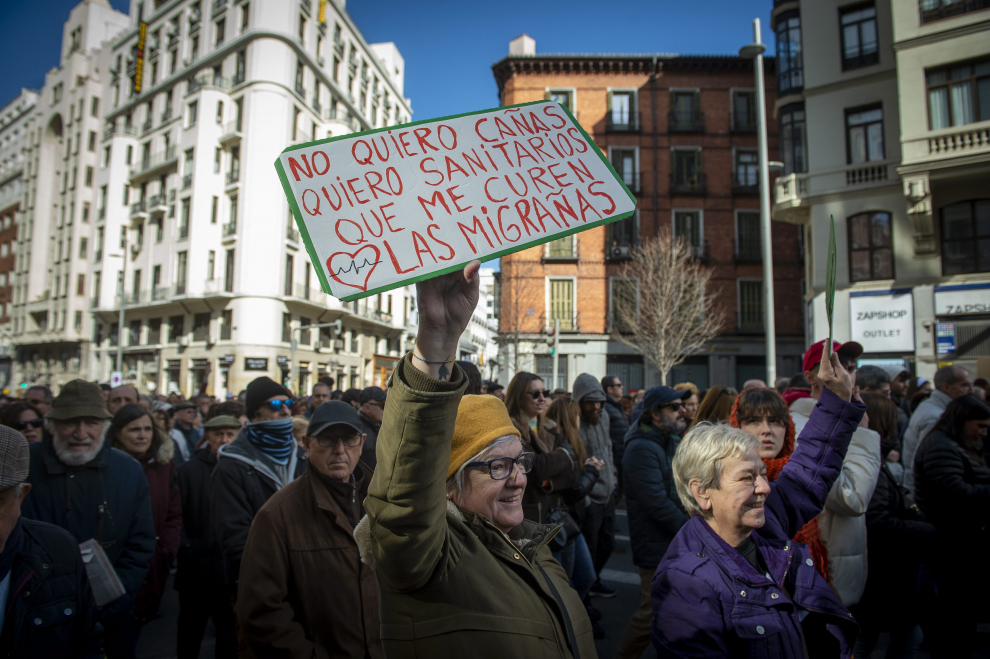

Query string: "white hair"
[[445, 435, 519, 497], [46, 418, 111, 467], [672, 422, 761, 518]]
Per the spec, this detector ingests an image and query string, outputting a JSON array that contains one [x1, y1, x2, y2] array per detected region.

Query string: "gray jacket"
[[902, 389, 953, 504], [573, 373, 614, 504]]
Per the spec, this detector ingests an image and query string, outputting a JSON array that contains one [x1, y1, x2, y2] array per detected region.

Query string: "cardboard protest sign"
[[274, 100, 637, 301]]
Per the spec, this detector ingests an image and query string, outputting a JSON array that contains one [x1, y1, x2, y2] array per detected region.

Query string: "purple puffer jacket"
[[651, 388, 865, 658]]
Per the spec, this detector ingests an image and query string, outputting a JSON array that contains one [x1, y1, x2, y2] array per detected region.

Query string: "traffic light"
[[547, 327, 556, 355]]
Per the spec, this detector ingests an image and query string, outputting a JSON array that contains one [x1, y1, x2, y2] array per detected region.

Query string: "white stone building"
[[770, 0, 990, 379], [458, 266, 499, 383], [7, 0, 419, 396]]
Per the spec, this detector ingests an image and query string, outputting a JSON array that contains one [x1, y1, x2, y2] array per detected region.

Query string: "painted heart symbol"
[[327, 245, 381, 292]]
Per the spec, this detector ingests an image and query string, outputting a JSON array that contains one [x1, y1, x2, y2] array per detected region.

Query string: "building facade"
[[7, 0, 421, 396], [771, 0, 990, 378], [493, 35, 805, 392]]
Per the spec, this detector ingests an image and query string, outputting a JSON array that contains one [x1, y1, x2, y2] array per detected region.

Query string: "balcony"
[[160, 109, 173, 124], [141, 119, 153, 135], [669, 110, 704, 133], [222, 222, 237, 238], [98, 207, 106, 220], [313, 98, 322, 114], [102, 124, 138, 142], [218, 119, 242, 145], [846, 163, 888, 186], [294, 284, 323, 301], [129, 199, 148, 219], [920, 0, 988, 23], [732, 173, 760, 196], [225, 169, 240, 189], [148, 193, 168, 214], [129, 145, 178, 183], [606, 111, 641, 132], [182, 173, 193, 189], [732, 113, 757, 133], [212, 0, 228, 16], [189, 6, 202, 26], [286, 226, 300, 243], [669, 172, 707, 195], [152, 285, 171, 301], [771, 172, 810, 224], [186, 72, 230, 95], [204, 279, 234, 297], [333, 38, 344, 57]]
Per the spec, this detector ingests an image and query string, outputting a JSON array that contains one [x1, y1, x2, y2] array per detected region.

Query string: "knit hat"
[[0, 426, 29, 489], [246, 376, 292, 420], [447, 395, 521, 480], [46, 380, 112, 420], [203, 415, 242, 431]]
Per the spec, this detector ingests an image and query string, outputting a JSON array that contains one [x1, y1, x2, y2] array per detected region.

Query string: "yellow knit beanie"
[[447, 395, 521, 480]]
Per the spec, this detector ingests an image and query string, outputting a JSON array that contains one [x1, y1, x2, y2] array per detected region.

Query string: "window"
[[547, 89, 573, 111], [776, 11, 803, 93], [736, 211, 762, 261], [535, 355, 568, 391], [927, 59, 990, 130], [176, 251, 187, 294], [282, 313, 292, 342], [211, 195, 218, 223], [841, 4, 879, 70], [732, 90, 756, 131], [674, 210, 703, 255], [920, 0, 990, 23], [221, 309, 233, 340], [848, 211, 893, 281], [148, 318, 161, 344], [610, 278, 638, 333], [546, 236, 575, 259], [179, 198, 190, 239], [609, 211, 638, 254], [82, 201, 90, 222], [734, 150, 758, 188], [168, 315, 185, 343], [193, 312, 210, 342], [548, 278, 574, 331], [84, 166, 93, 187], [87, 131, 96, 151], [298, 14, 306, 43], [739, 280, 764, 332], [671, 149, 703, 193], [779, 103, 807, 174], [611, 148, 637, 192], [79, 237, 88, 258], [670, 91, 701, 131], [191, 35, 199, 61], [284, 254, 294, 296], [241, 3, 249, 32], [846, 106, 884, 163], [207, 250, 215, 280], [609, 91, 635, 130], [102, 146, 111, 168], [187, 101, 198, 127], [295, 60, 305, 94], [74, 311, 83, 330], [153, 265, 161, 291], [215, 19, 225, 47], [90, 96, 100, 117], [940, 200, 990, 275], [300, 316, 311, 345], [235, 49, 246, 84], [214, 147, 221, 173], [225, 248, 235, 292]]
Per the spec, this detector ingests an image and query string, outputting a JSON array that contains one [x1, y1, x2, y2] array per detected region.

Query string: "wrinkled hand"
[[584, 457, 604, 474], [413, 260, 481, 378], [817, 345, 853, 402]]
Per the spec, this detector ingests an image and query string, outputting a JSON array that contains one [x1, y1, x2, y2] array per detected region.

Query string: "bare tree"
[[610, 230, 725, 384], [496, 259, 543, 377]]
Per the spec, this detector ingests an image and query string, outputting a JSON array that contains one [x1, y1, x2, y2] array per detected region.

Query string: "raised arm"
[[363, 261, 479, 594]]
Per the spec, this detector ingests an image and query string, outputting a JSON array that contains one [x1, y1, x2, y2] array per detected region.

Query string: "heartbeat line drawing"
[[327, 245, 381, 292]]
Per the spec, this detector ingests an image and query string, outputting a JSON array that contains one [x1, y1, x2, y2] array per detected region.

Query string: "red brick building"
[[492, 36, 805, 391]]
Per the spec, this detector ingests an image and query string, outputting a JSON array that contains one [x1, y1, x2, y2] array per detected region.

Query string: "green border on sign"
[[274, 99, 637, 302]]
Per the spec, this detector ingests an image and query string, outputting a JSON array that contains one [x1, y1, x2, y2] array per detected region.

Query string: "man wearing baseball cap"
[[358, 386, 386, 470], [170, 401, 201, 465], [616, 386, 691, 658], [210, 376, 306, 598], [237, 401, 382, 658], [788, 340, 881, 609], [0, 426, 104, 656]]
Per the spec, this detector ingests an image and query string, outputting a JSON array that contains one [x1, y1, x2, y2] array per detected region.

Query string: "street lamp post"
[[740, 18, 777, 386]]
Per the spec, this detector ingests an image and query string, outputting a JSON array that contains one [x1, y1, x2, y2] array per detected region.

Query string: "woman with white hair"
[[356, 261, 596, 658], [651, 349, 864, 658]]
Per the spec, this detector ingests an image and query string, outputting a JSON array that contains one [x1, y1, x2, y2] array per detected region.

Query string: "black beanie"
[[246, 376, 291, 420]]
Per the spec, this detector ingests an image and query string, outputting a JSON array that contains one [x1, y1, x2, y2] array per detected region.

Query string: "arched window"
[[848, 211, 893, 282], [941, 200, 990, 275]]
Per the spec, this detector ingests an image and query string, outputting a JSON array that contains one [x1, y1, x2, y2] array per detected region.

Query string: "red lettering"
[[510, 113, 534, 136], [576, 188, 603, 223], [505, 173, 528, 197], [418, 190, 451, 221], [361, 209, 384, 237], [514, 199, 541, 235], [514, 141, 539, 166], [528, 167, 553, 194], [287, 155, 313, 181], [493, 116, 518, 139], [311, 150, 330, 175], [548, 163, 572, 188], [447, 185, 471, 213], [372, 136, 390, 162], [462, 149, 487, 175], [527, 111, 551, 133], [567, 128, 589, 153], [588, 181, 616, 215], [413, 127, 439, 153], [528, 137, 555, 162], [427, 224, 456, 260], [457, 216, 495, 254], [412, 230, 438, 264], [347, 177, 369, 205], [437, 125, 458, 150], [551, 194, 579, 227], [335, 218, 366, 245], [365, 171, 390, 200], [398, 132, 417, 157], [484, 177, 507, 203], [379, 202, 403, 233], [444, 155, 470, 181], [532, 197, 561, 229], [385, 167, 403, 195], [497, 205, 521, 242], [321, 185, 343, 211], [543, 105, 568, 129], [419, 158, 443, 187], [384, 239, 418, 274], [475, 118, 497, 143], [567, 158, 596, 183], [351, 141, 374, 165]]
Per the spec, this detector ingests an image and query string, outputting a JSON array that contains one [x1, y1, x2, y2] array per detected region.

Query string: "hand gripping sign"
[[275, 100, 637, 301]]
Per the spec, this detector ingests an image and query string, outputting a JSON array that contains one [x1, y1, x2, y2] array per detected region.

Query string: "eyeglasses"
[[265, 399, 295, 412], [315, 433, 362, 449], [13, 418, 44, 431], [466, 452, 534, 481], [526, 390, 550, 400]]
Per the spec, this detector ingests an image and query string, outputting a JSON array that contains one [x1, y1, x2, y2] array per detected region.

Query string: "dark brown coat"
[[235, 464, 382, 659]]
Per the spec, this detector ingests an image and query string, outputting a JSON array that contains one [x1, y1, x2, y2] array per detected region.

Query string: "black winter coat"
[[174, 447, 224, 589], [621, 422, 688, 569], [605, 396, 629, 468], [0, 519, 104, 659], [857, 463, 935, 627], [914, 427, 990, 542], [358, 413, 381, 471]]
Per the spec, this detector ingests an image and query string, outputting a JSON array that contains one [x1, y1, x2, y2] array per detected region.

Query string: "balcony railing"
[[141, 119, 153, 135], [669, 110, 704, 132], [187, 72, 231, 95], [669, 172, 707, 195], [294, 284, 323, 301], [773, 173, 809, 205], [732, 173, 760, 195], [226, 169, 240, 185], [103, 124, 138, 141], [160, 109, 173, 123], [919, 0, 988, 23], [212, 0, 228, 16], [182, 173, 193, 189], [152, 285, 170, 301], [222, 222, 237, 236], [606, 111, 641, 132], [218, 120, 242, 144], [130, 200, 148, 217], [90, 296, 99, 309], [148, 193, 168, 211], [846, 163, 888, 186], [546, 237, 576, 260], [286, 226, 300, 242], [129, 145, 178, 181], [927, 125, 990, 157], [732, 113, 757, 133], [735, 242, 763, 262]]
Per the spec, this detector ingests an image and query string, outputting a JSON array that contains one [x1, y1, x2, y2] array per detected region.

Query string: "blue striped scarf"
[[244, 418, 296, 465]]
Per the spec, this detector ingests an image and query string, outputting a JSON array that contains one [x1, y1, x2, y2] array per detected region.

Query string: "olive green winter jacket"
[[355, 354, 597, 659]]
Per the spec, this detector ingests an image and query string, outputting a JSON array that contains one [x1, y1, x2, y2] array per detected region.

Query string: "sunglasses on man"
[[13, 418, 44, 431], [264, 399, 295, 412]]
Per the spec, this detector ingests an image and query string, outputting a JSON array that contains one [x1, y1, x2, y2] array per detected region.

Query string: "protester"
[[907, 377, 933, 413], [789, 339, 881, 607], [573, 372, 616, 601], [486, 382, 505, 400], [151, 402, 173, 433], [358, 386, 385, 470], [0, 401, 44, 443], [652, 348, 862, 657], [0, 426, 105, 657], [742, 379, 767, 390], [238, 401, 382, 658], [206, 400, 247, 426], [902, 364, 973, 503], [774, 377, 790, 395], [107, 385, 140, 416], [602, 375, 629, 479], [175, 416, 240, 659], [330, 389, 344, 401], [673, 382, 699, 425], [293, 397, 312, 418], [23, 385, 52, 416], [913, 394, 990, 658], [852, 393, 934, 658], [306, 382, 332, 419], [856, 365, 891, 396], [358, 260, 596, 657], [616, 386, 689, 659], [340, 388, 362, 411], [108, 404, 183, 626], [553, 388, 569, 400], [883, 364, 913, 437], [690, 385, 737, 428], [210, 376, 305, 596], [291, 415, 308, 448], [170, 401, 201, 464], [22, 379, 156, 659], [456, 360, 483, 395], [858, 366, 904, 482]]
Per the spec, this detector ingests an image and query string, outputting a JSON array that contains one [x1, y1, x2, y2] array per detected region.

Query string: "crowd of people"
[[0, 259, 987, 659]]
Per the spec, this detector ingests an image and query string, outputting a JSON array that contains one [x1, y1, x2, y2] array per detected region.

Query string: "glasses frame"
[[314, 433, 363, 449], [265, 398, 295, 412], [526, 390, 550, 400], [465, 452, 534, 481], [14, 418, 45, 430]]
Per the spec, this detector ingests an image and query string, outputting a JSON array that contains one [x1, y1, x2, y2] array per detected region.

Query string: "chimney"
[[509, 34, 536, 56]]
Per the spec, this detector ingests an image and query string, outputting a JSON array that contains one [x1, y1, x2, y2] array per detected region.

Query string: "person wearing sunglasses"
[[0, 402, 46, 444], [211, 376, 306, 600], [238, 401, 384, 659], [357, 260, 596, 658]]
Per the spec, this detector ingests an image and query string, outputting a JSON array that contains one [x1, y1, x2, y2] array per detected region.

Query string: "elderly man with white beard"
[[22, 379, 156, 659]]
